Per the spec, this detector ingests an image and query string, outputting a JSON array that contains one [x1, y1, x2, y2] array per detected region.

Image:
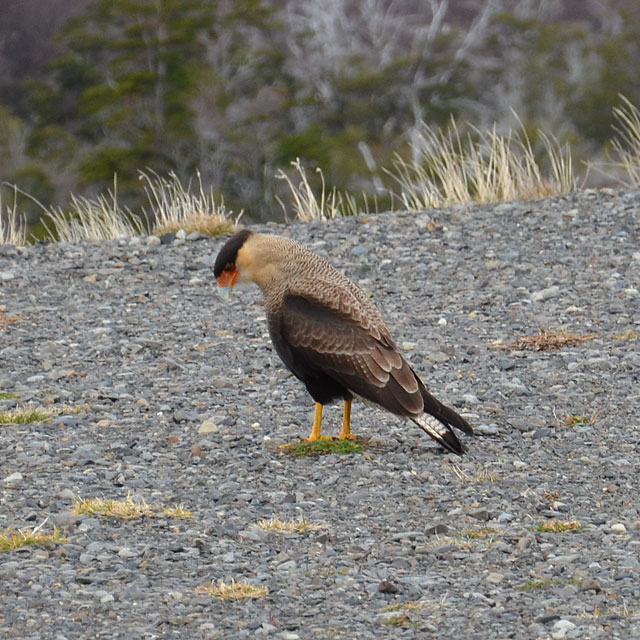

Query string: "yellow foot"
[[337, 431, 358, 441], [304, 434, 333, 443]]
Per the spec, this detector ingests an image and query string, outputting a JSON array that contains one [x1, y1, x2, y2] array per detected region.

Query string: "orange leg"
[[338, 399, 356, 440], [305, 403, 332, 442]]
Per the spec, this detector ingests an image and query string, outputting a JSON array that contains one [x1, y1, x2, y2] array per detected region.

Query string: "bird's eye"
[[225, 263, 234, 271]]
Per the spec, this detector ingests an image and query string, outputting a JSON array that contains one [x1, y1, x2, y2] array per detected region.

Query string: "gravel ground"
[[1, 188, 639, 640]]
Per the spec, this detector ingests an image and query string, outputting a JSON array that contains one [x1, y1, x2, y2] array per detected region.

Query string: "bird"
[[214, 229, 473, 455]]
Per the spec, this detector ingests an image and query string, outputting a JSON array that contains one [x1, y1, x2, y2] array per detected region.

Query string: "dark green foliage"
[[1, 2, 640, 226]]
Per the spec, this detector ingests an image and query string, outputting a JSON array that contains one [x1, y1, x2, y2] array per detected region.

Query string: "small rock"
[[497, 512, 514, 523], [159, 232, 176, 245], [424, 523, 449, 536], [551, 619, 576, 639], [469, 509, 491, 521], [3, 472, 23, 486], [531, 285, 560, 302], [581, 579, 601, 593], [198, 419, 218, 434], [189, 444, 204, 458], [610, 523, 626, 533], [516, 536, 532, 551], [54, 511, 79, 528], [474, 423, 499, 436], [378, 580, 399, 594]]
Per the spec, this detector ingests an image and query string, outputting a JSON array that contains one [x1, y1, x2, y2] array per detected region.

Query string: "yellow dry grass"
[[195, 579, 268, 600], [385, 116, 574, 211], [1, 524, 67, 552], [498, 329, 596, 352], [534, 520, 582, 533], [72, 494, 153, 520], [256, 517, 324, 534]]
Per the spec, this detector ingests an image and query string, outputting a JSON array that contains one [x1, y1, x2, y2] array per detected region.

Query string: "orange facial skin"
[[217, 268, 239, 288]]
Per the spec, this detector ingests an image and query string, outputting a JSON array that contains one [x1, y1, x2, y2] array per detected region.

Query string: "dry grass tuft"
[[256, 517, 324, 534], [533, 520, 582, 533], [425, 527, 498, 552], [72, 494, 194, 520], [72, 493, 153, 520], [195, 579, 268, 600], [612, 330, 639, 341], [0, 308, 25, 328], [42, 183, 145, 242], [499, 328, 596, 351], [1, 523, 67, 552], [0, 187, 27, 245], [384, 600, 444, 613], [564, 413, 596, 426], [609, 95, 640, 187], [141, 170, 239, 237], [0, 403, 53, 425], [385, 117, 574, 211], [39, 171, 238, 242], [276, 158, 372, 221], [0, 401, 88, 426], [162, 505, 193, 519]]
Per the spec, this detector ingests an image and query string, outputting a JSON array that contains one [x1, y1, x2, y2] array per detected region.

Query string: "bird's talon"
[[304, 435, 333, 443]]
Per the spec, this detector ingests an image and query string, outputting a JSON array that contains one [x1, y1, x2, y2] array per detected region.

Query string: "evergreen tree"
[[31, 0, 216, 192]]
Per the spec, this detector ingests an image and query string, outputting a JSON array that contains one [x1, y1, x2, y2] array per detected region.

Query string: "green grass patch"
[[1, 526, 67, 552], [0, 392, 19, 400], [280, 438, 365, 457], [520, 577, 582, 591]]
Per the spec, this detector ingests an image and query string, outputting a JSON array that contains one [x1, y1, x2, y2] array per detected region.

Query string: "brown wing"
[[279, 294, 424, 416]]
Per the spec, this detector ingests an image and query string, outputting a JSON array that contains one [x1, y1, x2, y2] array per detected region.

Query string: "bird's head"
[[215, 230, 296, 300], [213, 229, 254, 301]]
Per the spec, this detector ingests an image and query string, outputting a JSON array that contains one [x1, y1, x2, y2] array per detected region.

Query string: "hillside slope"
[[1, 189, 639, 638]]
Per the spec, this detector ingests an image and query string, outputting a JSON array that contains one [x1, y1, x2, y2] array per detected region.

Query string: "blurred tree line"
[[1, 0, 639, 224]]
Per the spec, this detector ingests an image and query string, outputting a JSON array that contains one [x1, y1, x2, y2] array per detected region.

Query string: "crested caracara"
[[214, 230, 473, 455]]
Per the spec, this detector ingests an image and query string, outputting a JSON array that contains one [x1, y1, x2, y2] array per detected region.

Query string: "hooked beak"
[[217, 268, 239, 301]]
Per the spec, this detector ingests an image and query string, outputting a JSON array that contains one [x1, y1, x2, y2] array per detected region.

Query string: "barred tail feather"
[[412, 413, 467, 455]]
